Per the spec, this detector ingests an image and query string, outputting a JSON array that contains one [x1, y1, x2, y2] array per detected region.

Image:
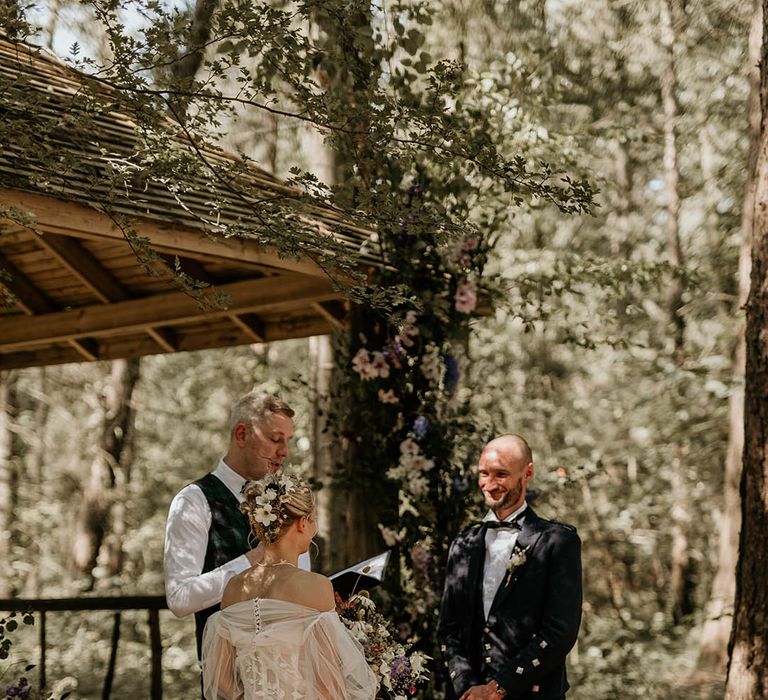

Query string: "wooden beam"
[[0, 188, 328, 278], [0, 251, 55, 314], [228, 313, 266, 342], [0, 315, 334, 370], [0, 275, 340, 353], [312, 300, 348, 330], [34, 232, 129, 303]]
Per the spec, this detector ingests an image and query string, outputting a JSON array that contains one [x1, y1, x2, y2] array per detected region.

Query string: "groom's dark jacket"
[[438, 507, 582, 699]]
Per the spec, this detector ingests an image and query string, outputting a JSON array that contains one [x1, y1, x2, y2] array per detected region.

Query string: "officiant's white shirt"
[[482, 501, 528, 618], [164, 459, 310, 618]]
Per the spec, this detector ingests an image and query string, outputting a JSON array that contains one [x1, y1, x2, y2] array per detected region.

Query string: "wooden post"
[[148, 609, 162, 699], [102, 612, 121, 700], [38, 610, 46, 690]]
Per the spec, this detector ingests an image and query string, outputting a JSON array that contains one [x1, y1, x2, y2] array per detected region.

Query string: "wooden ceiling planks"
[[0, 36, 370, 369]]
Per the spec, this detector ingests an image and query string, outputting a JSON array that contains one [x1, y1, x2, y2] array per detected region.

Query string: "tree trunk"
[[0, 370, 20, 597], [698, 0, 761, 671], [660, 0, 686, 359], [71, 359, 140, 588], [308, 5, 391, 569], [168, 0, 219, 123], [724, 4, 768, 695], [659, 0, 695, 623]]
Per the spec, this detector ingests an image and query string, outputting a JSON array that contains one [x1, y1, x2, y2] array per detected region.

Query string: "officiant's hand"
[[245, 543, 265, 566], [460, 681, 506, 700]]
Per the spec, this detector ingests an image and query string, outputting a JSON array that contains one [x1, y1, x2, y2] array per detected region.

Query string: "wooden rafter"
[[0, 275, 340, 353], [0, 250, 54, 314], [229, 313, 266, 343], [0, 251, 102, 361], [312, 300, 348, 329], [34, 232, 129, 303]]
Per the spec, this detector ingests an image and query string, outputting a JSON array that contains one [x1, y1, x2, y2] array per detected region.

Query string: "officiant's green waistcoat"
[[193, 473, 252, 657]]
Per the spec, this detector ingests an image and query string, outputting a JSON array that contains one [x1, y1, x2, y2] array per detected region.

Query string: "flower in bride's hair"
[[254, 504, 277, 526]]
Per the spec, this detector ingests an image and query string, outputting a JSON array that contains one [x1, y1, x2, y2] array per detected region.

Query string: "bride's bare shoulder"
[[286, 570, 336, 612]]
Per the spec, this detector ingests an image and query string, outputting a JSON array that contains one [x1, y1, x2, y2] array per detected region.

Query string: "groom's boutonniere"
[[504, 544, 531, 587]]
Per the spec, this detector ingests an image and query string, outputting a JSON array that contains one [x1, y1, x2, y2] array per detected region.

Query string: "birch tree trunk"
[[659, 0, 695, 623], [698, 0, 761, 671], [724, 3, 768, 695]]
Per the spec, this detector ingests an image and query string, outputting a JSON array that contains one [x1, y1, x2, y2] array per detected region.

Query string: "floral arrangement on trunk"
[[330, 183, 498, 693], [336, 592, 430, 699]]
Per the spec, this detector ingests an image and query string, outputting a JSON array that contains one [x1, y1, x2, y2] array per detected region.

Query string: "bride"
[[201, 473, 377, 699]]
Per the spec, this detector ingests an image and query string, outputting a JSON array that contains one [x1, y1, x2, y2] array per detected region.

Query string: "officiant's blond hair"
[[229, 392, 295, 435], [242, 475, 314, 544]]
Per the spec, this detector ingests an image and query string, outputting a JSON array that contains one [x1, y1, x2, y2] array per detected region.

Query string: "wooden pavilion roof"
[[0, 36, 378, 371]]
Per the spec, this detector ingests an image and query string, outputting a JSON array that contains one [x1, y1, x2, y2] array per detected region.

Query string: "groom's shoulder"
[[535, 513, 580, 543]]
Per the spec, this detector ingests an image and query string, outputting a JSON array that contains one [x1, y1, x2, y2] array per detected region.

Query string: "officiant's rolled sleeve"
[[495, 528, 582, 696], [164, 486, 250, 618]]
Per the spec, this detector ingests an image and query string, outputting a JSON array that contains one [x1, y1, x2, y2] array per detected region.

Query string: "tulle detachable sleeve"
[[201, 601, 377, 700], [301, 611, 378, 700], [201, 612, 244, 700]]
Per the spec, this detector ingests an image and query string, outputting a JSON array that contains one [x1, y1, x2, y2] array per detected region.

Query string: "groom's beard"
[[483, 479, 523, 512]]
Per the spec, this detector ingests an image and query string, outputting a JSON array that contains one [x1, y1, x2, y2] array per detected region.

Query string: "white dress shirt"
[[164, 459, 310, 618], [482, 502, 528, 619]]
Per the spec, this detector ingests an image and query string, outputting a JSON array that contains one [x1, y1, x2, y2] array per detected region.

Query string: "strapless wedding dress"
[[201, 598, 377, 699]]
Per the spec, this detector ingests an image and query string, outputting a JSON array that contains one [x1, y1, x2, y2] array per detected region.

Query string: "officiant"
[[163, 391, 309, 658], [438, 434, 582, 700]]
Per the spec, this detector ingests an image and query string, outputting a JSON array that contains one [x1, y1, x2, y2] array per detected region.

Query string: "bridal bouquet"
[[336, 592, 430, 699]]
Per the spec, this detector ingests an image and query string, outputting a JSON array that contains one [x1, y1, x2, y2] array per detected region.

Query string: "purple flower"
[[413, 416, 428, 440], [390, 656, 412, 682], [452, 476, 469, 492], [444, 354, 460, 393]]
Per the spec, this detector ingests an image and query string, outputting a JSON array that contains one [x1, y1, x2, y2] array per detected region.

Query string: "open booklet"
[[329, 551, 390, 599]]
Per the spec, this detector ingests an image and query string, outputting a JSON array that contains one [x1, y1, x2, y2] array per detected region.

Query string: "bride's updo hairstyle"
[[241, 472, 313, 545]]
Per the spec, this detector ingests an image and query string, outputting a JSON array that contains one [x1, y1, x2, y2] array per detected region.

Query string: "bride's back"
[[222, 563, 335, 612]]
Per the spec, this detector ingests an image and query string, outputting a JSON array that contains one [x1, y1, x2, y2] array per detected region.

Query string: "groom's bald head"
[[483, 434, 533, 468]]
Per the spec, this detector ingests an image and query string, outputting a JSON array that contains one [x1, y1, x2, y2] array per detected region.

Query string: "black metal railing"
[[0, 596, 167, 699]]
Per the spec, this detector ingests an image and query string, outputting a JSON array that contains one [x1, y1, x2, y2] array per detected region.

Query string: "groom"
[[163, 391, 300, 657], [438, 435, 582, 700]]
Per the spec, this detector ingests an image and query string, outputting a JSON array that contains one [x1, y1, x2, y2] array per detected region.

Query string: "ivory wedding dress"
[[201, 598, 377, 699]]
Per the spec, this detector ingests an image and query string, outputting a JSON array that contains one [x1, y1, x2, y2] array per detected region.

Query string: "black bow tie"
[[480, 518, 523, 531]]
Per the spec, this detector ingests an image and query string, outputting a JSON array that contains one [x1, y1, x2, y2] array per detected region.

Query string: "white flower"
[[254, 504, 277, 526], [279, 475, 294, 490], [421, 343, 444, 385], [411, 653, 427, 675], [378, 389, 399, 404], [264, 488, 277, 501], [378, 525, 402, 546], [399, 438, 420, 456], [455, 279, 477, 314]]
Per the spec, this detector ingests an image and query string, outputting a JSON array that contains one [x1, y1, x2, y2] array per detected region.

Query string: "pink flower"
[[378, 389, 399, 404], [352, 348, 377, 380], [399, 438, 420, 456], [370, 351, 390, 378], [455, 279, 477, 314]]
